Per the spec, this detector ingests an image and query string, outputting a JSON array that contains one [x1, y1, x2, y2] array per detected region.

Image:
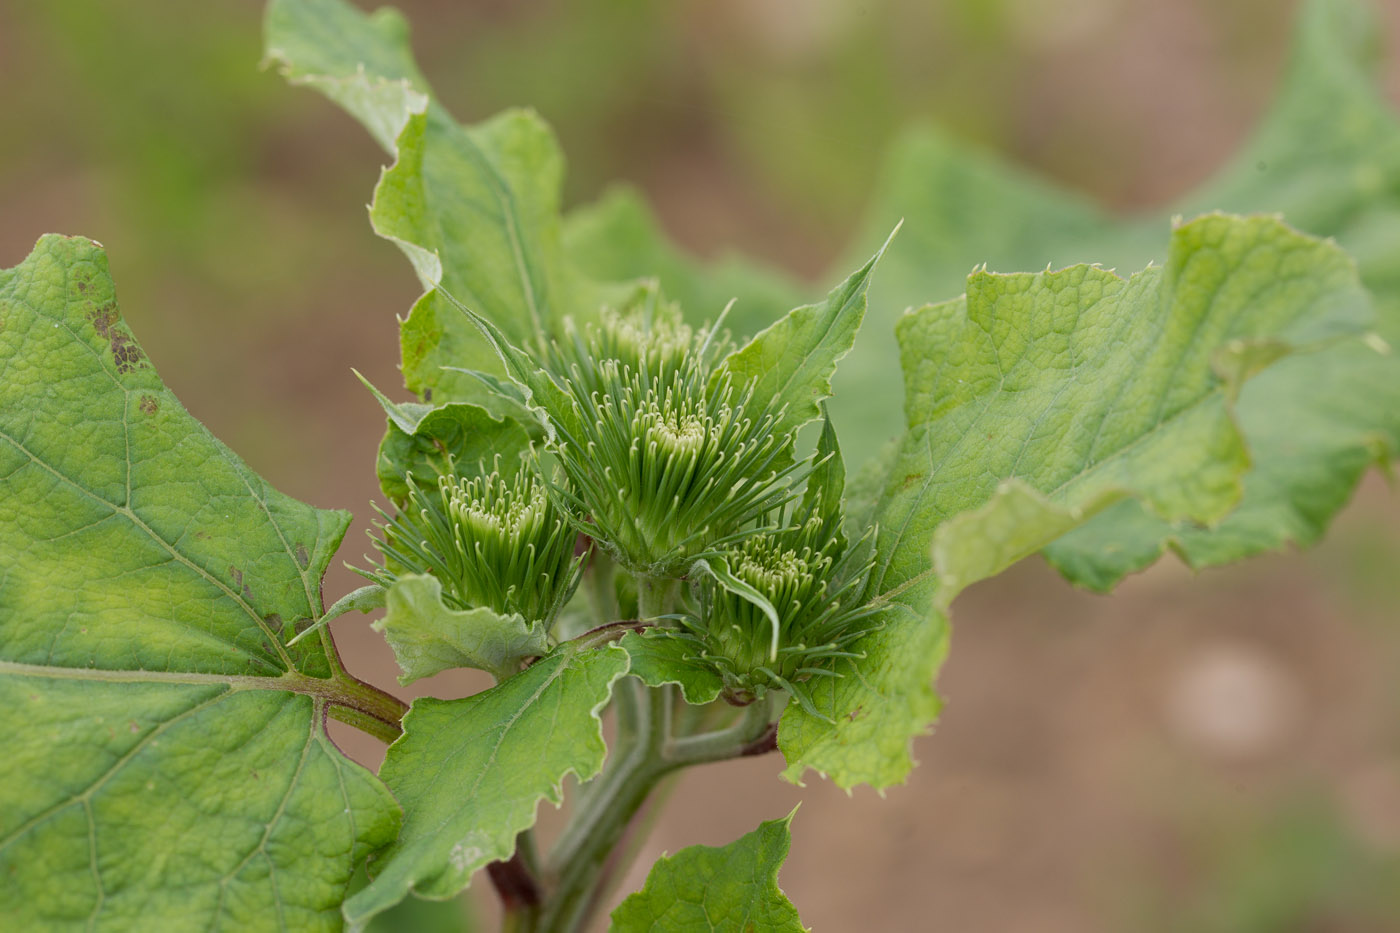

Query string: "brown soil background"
[[4, 0, 1400, 929]]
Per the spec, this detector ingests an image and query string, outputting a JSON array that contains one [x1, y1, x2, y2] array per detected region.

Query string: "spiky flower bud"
[[547, 304, 802, 577], [689, 510, 879, 714], [364, 466, 580, 626]]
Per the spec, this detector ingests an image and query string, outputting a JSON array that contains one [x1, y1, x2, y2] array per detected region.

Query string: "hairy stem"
[[664, 697, 775, 766], [542, 693, 780, 931], [541, 684, 672, 932]]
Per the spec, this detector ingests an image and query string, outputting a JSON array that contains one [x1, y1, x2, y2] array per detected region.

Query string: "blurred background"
[[4, 0, 1400, 928]]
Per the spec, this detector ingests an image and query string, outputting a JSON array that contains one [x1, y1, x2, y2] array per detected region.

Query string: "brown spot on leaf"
[[242, 583, 253, 600], [900, 473, 922, 490], [87, 303, 147, 374], [88, 303, 116, 338], [229, 566, 243, 589], [194, 530, 210, 540], [138, 394, 159, 415], [110, 332, 147, 374], [129, 721, 140, 733], [295, 544, 309, 569]]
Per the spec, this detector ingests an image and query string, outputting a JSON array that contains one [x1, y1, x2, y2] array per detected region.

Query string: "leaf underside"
[[781, 213, 1372, 789], [0, 236, 399, 930]]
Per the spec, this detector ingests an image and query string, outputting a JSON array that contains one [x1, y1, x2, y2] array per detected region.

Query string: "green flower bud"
[[546, 303, 804, 577], [363, 465, 581, 627], [690, 510, 879, 715]]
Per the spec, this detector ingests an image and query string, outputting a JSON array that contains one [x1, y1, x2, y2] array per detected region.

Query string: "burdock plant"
[[6, 1, 1398, 932]]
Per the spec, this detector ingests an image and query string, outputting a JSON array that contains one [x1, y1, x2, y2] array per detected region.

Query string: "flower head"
[[364, 464, 580, 626], [545, 302, 802, 576], [686, 499, 880, 715]]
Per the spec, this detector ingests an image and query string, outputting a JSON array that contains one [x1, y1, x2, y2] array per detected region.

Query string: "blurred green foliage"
[[1132, 797, 1400, 932]]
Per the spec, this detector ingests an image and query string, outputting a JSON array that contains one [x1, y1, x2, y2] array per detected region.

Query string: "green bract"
[[364, 466, 580, 627]]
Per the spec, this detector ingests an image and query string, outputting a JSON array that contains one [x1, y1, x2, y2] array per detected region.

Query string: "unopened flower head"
[[547, 306, 801, 576], [690, 509, 879, 714], [563, 300, 697, 391], [364, 465, 580, 625]]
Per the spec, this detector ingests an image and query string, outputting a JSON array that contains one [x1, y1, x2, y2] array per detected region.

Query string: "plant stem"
[[541, 691, 779, 931], [664, 697, 775, 766], [635, 575, 679, 623], [325, 703, 402, 745], [541, 684, 671, 932], [537, 576, 782, 931]]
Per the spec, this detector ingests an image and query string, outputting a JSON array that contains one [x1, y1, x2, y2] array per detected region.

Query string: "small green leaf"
[[358, 371, 535, 503], [436, 287, 583, 442], [716, 228, 895, 449], [618, 630, 725, 705], [263, 0, 428, 151], [800, 410, 847, 538], [0, 235, 400, 928], [611, 812, 808, 933], [344, 642, 628, 927], [381, 110, 578, 398], [288, 583, 386, 647], [373, 574, 548, 684]]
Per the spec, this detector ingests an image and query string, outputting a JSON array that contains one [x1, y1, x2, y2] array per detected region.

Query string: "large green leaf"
[[1044, 0, 1400, 587], [266, 0, 816, 407], [835, 0, 1400, 589], [344, 643, 628, 927], [0, 236, 400, 929], [611, 812, 807, 933], [780, 214, 1369, 788]]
